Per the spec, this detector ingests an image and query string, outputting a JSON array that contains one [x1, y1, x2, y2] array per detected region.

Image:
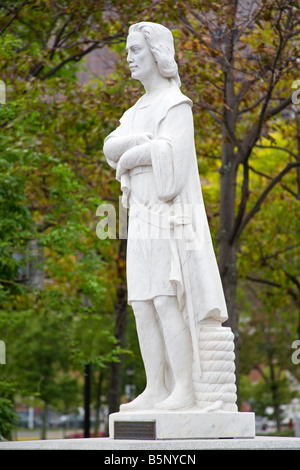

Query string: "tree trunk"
[[108, 238, 128, 415], [221, 244, 241, 399], [271, 381, 281, 432], [84, 363, 91, 438], [94, 369, 103, 435], [217, 139, 241, 397], [269, 349, 281, 432], [218, 12, 242, 385], [41, 401, 47, 440]]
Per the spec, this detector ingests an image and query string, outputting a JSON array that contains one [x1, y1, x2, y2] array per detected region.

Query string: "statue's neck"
[[145, 83, 172, 97], [142, 74, 172, 95]]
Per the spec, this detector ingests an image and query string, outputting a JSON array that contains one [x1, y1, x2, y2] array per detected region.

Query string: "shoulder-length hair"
[[128, 22, 181, 87]]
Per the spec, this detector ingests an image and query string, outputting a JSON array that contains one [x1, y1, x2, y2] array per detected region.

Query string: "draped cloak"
[[104, 85, 228, 325]]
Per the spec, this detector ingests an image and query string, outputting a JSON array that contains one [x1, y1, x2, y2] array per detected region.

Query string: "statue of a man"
[[103, 22, 228, 412]]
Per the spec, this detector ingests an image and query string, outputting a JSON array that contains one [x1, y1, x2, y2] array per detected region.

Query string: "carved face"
[[126, 32, 158, 83]]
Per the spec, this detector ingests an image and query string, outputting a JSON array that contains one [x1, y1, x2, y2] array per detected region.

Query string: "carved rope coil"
[[193, 326, 238, 411], [195, 392, 236, 402], [193, 371, 236, 384], [199, 359, 235, 372], [196, 401, 238, 412], [198, 329, 234, 343], [199, 340, 234, 352], [199, 350, 235, 361], [193, 382, 236, 394]]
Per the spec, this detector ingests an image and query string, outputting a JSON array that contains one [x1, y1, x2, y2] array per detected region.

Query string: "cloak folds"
[[104, 85, 228, 325]]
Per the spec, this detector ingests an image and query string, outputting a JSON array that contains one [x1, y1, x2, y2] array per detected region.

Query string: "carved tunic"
[[104, 85, 228, 324]]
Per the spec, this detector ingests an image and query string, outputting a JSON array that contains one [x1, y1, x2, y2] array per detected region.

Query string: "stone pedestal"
[[109, 409, 255, 440]]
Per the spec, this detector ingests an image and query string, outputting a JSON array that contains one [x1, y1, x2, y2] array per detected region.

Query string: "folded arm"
[[116, 142, 152, 181], [103, 132, 153, 167], [114, 103, 194, 195]]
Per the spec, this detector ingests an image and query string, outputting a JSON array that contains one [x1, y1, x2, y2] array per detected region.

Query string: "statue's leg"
[[120, 299, 169, 412], [153, 295, 195, 410]]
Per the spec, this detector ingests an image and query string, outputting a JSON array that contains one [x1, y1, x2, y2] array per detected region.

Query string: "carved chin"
[[130, 70, 141, 81], [130, 69, 138, 76]]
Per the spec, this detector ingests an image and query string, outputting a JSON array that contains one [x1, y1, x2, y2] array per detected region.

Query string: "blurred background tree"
[[0, 0, 299, 437]]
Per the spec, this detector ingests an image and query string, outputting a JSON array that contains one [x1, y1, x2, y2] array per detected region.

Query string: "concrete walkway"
[[0, 436, 300, 450]]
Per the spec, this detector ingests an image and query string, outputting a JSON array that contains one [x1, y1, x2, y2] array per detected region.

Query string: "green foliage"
[[0, 0, 299, 433], [0, 380, 18, 440], [0, 1, 136, 431], [240, 373, 296, 422]]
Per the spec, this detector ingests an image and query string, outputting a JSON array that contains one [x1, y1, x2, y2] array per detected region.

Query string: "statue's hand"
[[136, 133, 153, 145], [103, 133, 152, 164], [116, 143, 152, 180]]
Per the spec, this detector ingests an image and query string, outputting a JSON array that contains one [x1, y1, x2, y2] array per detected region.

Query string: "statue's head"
[[127, 22, 181, 87]]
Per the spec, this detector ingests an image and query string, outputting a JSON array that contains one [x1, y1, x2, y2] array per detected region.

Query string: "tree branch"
[[238, 7, 291, 163], [246, 274, 298, 302], [246, 275, 282, 289], [0, 1, 43, 41], [48, 13, 74, 60], [282, 270, 300, 291], [235, 161, 300, 239], [177, 5, 222, 54], [249, 164, 299, 198], [0, 278, 31, 290], [236, 79, 256, 104], [266, 95, 292, 119], [264, 244, 300, 261], [188, 6, 223, 53], [253, 364, 269, 384], [233, 2, 264, 44], [230, 160, 249, 245], [0, 0, 28, 35], [254, 144, 298, 161], [238, 93, 268, 116], [39, 32, 124, 80], [193, 100, 223, 125]]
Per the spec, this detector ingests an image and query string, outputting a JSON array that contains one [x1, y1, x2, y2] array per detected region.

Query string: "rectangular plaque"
[[114, 420, 156, 440]]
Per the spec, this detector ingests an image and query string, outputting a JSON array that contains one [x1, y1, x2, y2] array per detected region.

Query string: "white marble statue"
[[103, 22, 237, 413]]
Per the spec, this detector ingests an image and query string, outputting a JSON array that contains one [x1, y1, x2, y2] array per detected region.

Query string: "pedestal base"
[[109, 409, 255, 440]]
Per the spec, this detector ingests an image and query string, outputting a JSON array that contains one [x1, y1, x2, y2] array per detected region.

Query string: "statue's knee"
[[132, 300, 155, 321], [131, 301, 144, 318], [153, 296, 166, 313], [153, 295, 177, 315]]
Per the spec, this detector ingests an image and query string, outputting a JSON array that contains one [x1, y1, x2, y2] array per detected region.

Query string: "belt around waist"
[[130, 165, 152, 177]]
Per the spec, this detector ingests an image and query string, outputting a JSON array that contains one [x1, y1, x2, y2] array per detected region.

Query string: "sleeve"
[[103, 128, 139, 170], [150, 102, 194, 201], [116, 142, 152, 181], [103, 107, 137, 169]]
